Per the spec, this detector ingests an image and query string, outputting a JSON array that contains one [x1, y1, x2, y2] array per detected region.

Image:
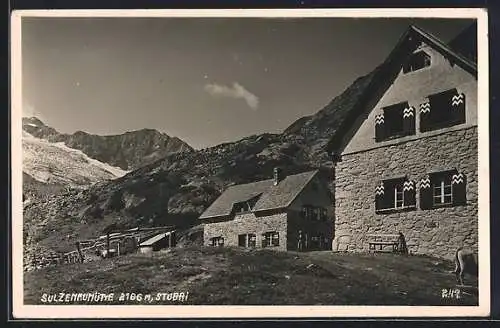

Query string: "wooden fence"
[[26, 225, 176, 271]]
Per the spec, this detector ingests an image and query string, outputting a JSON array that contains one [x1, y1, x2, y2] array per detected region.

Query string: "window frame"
[[238, 233, 256, 248], [402, 50, 432, 74], [430, 171, 456, 208], [393, 184, 405, 209], [375, 176, 416, 214], [234, 201, 251, 214], [210, 236, 224, 247], [432, 179, 453, 206], [301, 205, 328, 221], [263, 231, 279, 247], [420, 170, 467, 210]]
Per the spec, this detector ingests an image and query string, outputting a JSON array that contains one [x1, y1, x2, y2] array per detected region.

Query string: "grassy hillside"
[[24, 247, 478, 306]]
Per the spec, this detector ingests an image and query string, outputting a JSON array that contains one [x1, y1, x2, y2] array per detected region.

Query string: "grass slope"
[[24, 247, 478, 306]]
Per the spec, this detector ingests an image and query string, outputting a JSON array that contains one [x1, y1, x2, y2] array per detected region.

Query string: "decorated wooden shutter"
[[402, 105, 416, 136], [375, 182, 385, 211], [375, 113, 385, 142], [419, 176, 432, 209], [419, 101, 431, 132], [450, 92, 466, 125], [403, 180, 416, 207], [452, 172, 467, 206]]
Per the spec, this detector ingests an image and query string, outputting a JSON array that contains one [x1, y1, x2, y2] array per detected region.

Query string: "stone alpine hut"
[[199, 168, 333, 251], [327, 24, 478, 259]]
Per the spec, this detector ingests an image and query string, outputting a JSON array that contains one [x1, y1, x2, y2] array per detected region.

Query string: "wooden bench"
[[366, 234, 400, 253]]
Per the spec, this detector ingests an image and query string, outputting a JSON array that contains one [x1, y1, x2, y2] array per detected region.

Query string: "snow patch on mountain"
[[23, 131, 128, 187]]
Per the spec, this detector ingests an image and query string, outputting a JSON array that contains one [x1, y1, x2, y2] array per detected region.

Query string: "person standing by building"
[[297, 230, 304, 251]]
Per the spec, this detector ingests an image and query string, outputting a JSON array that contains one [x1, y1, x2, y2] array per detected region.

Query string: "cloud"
[[204, 82, 259, 110], [22, 102, 47, 123], [23, 103, 39, 118]]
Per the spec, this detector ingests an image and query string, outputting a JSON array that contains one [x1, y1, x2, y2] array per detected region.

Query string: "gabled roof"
[[139, 231, 174, 247], [410, 25, 476, 74], [199, 170, 319, 220], [326, 24, 477, 155]]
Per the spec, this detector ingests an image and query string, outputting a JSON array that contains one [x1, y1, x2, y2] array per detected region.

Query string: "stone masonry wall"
[[203, 212, 288, 251], [334, 126, 478, 260]]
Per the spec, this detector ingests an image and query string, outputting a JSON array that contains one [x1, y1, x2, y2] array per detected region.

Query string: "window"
[[232, 194, 262, 215], [262, 232, 279, 247], [233, 201, 250, 214], [375, 102, 415, 142], [248, 234, 256, 247], [310, 235, 321, 250], [420, 170, 467, 209], [320, 208, 328, 221], [301, 205, 328, 221], [403, 51, 431, 73], [238, 233, 256, 248], [433, 176, 453, 205], [238, 234, 245, 246], [420, 89, 466, 132], [301, 205, 313, 219], [210, 236, 224, 247], [375, 177, 416, 213], [235, 203, 248, 213]]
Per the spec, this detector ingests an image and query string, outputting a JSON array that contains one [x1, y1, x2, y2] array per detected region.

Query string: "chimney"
[[273, 167, 284, 185]]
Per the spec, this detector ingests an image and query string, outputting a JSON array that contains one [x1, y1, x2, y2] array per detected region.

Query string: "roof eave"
[[199, 213, 231, 220], [409, 25, 477, 76]]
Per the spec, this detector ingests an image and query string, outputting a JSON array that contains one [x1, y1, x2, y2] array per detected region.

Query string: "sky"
[[21, 16, 474, 149]]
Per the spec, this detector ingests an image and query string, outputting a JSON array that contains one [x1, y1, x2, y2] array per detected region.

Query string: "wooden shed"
[[138, 231, 176, 254]]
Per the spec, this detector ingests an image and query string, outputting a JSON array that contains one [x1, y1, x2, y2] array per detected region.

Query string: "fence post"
[[76, 241, 84, 263], [107, 232, 110, 255]]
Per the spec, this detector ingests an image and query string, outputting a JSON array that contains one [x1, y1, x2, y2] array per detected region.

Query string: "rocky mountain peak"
[[22, 118, 193, 170]]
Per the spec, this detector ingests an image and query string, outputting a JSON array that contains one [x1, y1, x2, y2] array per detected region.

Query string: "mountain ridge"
[[22, 117, 194, 170], [22, 130, 128, 186]]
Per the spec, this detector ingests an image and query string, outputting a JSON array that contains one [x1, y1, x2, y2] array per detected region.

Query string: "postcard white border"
[[10, 8, 490, 319]]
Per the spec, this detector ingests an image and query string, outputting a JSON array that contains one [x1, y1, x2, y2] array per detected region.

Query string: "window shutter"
[[402, 105, 416, 135], [419, 176, 432, 209], [450, 92, 466, 125], [403, 180, 416, 207], [375, 182, 385, 211], [452, 172, 467, 206], [375, 113, 385, 142], [419, 101, 431, 132]]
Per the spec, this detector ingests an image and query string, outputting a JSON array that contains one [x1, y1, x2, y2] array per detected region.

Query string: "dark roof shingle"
[[199, 170, 318, 219]]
